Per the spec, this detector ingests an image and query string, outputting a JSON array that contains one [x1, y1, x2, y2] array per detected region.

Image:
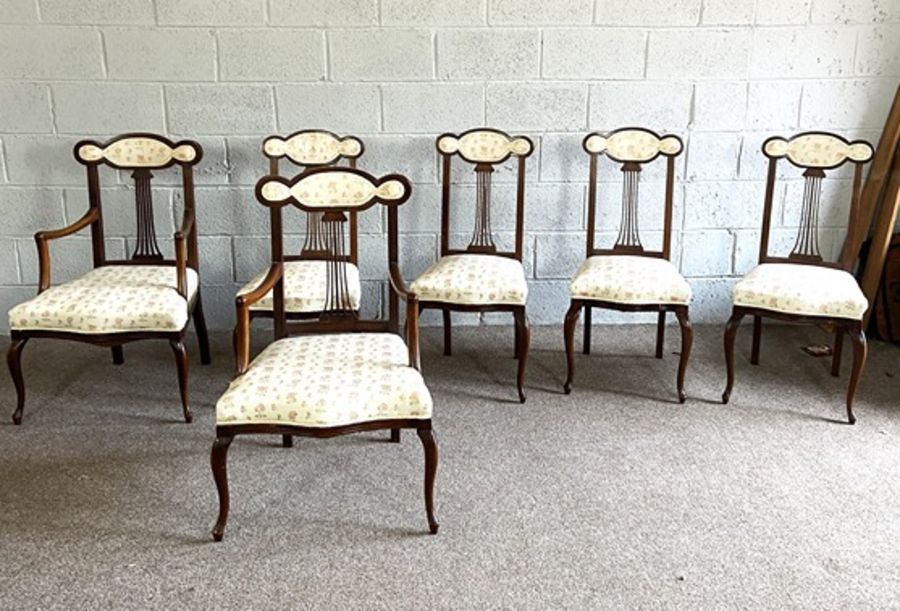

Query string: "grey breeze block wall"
[[0, 0, 898, 332]]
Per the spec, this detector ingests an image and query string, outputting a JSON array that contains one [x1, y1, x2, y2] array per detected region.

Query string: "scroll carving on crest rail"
[[257, 168, 409, 211], [763, 133, 873, 169], [76, 136, 200, 168], [264, 131, 363, 166], [583, 129, 683, 163], [437, 130, 533, 164]]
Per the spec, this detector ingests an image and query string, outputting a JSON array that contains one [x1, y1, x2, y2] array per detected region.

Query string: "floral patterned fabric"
[[9, 265, 198, 334], [216, 333, 432, 428], [410, 254, 528, 306], [733, 263, 868, 320], [763, 134, 873, 168], [77, 137, 198, 167], [437, 131, 532, 163], [263, 132, 362, 165], [259, 172, 407, 209], [583, 130, 682, 162], [237, 260, 362, 313], [569, 255, 692, 305]]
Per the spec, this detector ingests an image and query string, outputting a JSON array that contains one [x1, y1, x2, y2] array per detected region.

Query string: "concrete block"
[[810, 0, 899, 23], [683, 181, 766, 229], [523, 280, 573, 325], [233, 235, 304, 281], [542, 28, 646, 79], [750, 27, 856, 78], [0, 238, 19, 283], [218, 30, 324, 81], [53, 83, 164, 134], [648, 29, 751, 79], [596, 0, 701, 25], [166, 85, 275, 135], [4, 137, 85, 186], [489, 0, 593, 24], [383, 84, 483, 133], [0, 27, 102, 79], [524, 184, 585, 231], [855, 25, 900, 76], [679, 229, 733, 277], [269, 0, 378, 26], [756, 0, 811, 24], [2, 0, 38, 22], [0, 83, 53, 133], [486, 83, 588, 131], [363, 136, 437, 184], [800, 78, 896, 130], [40, 0, 154, 23], [330, 29, 433, 81], [0, 188, 65, 236], [702, 0, 754, 24], [382, 0, 485, 25], [686, 132, 742, 180], [534, 232, 586, 279], [538, 133, 589, 183], [156, 0, 267, 25], [438, 29, 540, 79], [276, 85, 381, 134], [224, 137, 270, 187], [198, 236, 234, 284], [175, 186, 266, 237], [589, 82, 693, 130], [105, 28, 215, 82], [687, 277, 735, 322], [195, 283, 242, 331], [397, 183, 441, 234], [17, 237, 126, 284], [693, 82, 747, 131], [746, 81, 802, 130]]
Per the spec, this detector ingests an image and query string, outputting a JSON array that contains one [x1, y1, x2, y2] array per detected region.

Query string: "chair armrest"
[[389, 263, 414, 301], [34, 208, 100, 293], [173, 209, 195, 299], [389, 263, 422, 369], [233, 262, 283, 376]]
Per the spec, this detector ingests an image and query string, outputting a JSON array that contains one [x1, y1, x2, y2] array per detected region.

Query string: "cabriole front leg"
[[675, 306, 693, 404], [563, 300, 582, 394], [722, 308, 745, 404], [7, 337, 29, 425], [211, 435, 234, 541], [845, 322, 867, 425], [416, 426, 439, 534]]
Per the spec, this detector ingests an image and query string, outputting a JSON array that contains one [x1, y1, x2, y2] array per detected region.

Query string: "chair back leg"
[[655, 311, 666, 358], [111, 345, 124, 365], [513, 307, 530, 403], [193, 291, 212, 366]]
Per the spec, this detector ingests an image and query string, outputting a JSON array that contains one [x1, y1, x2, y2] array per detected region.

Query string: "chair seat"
[[216, 333, 432, 428], [236, 260, 362, 313], [410, 254, 528, 306], [733, 263, 868, 320], [569, 255, 692, 305], [8, 265, 198, 334]]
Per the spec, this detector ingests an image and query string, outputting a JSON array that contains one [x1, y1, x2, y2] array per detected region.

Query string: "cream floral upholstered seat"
[[8, 265, 199, 334], [733, 263, 867, 320], [570, 255, 692, 306], [237, 260, 361, 313], [410, 254, 528, 306], [217, 333, 431, 428]]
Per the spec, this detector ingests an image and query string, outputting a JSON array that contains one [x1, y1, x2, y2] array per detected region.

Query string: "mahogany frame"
[[426, 127, 534, 403], [721, 131, 873, 424], [7, 133, 209, 425], [212, 166, 438, 541], [563, 128, 692, 403]]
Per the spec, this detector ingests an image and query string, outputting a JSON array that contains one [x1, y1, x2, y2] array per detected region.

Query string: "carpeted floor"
[[1, 324, 899, 609]]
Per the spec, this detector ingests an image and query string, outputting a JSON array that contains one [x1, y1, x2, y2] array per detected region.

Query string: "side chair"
[[722, 131, 874, 424], [7, 133, 210, 424], [410, 128, 534, 402], [563, 128, 693, 402], [211, 166, 438, 541]]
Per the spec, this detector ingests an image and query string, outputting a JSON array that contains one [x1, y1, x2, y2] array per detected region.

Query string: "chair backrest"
[[74, 133, 203, 268], [436, 128, 534, 261], [758, 131, 874, 271], [255, 166, 411, 336], [263, 130, 365, 264], [582, 127, 683, 260]]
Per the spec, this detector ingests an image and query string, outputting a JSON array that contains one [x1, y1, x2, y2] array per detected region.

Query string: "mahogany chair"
[[211, 166, 438, 541], [411, 128, 533, 402], [722, 132, 874, 424], [7, 133, 210, 424], [235, 130, 364, 331], [563, 128, 693, 401]]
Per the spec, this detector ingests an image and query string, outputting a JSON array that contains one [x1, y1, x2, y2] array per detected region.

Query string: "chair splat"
[[789, 167, 826, 262], [321, 210, 357, 319], [131, 168, 164, 261], [469, 163, 497, 253], [614, 162, 644, 252]]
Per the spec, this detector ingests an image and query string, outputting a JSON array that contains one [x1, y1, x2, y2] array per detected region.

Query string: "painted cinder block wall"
[[0, 0, 898, 331]]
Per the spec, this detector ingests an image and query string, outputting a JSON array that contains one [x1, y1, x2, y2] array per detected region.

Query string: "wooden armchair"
[[722, 132, 874, 424], [563, 128, 693, 402], [211, 166, 437, 541], [7, 133, 210, 424], [235, 130, 365, 331], [410, 128, 534, 402]]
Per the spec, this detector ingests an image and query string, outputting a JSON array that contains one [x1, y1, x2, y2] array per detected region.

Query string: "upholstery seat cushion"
[[410, 254, 528, 306], [569, 255, 692, 305], [733, 263, 868, 320], [236, 260, 362, 313], [216, 333, 432, 428], [8, 265, 198, 334]]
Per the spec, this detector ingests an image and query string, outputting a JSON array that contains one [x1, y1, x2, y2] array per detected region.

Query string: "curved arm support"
[[233, 262, 283, 376], [34, 208, 100, 293], [389, 263, 421, 370], [174, 209, 195, 299]]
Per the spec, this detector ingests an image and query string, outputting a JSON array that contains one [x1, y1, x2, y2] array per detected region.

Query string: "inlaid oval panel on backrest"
[[75, 134, 202, 169], [263, 130, 364, 167], [583, 128, 683, 163], [437, 128, 533, 164], [762, 132, 873, 169], [256, 167, 410, 211]]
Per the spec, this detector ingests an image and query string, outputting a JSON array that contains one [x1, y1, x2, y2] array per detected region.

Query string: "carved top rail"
[[74, 133, 202, 169], [763, 132, 874, 169], [437, 128, 533, 164], [256, 167, 410, 212], [263, 130, 364, 167]]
